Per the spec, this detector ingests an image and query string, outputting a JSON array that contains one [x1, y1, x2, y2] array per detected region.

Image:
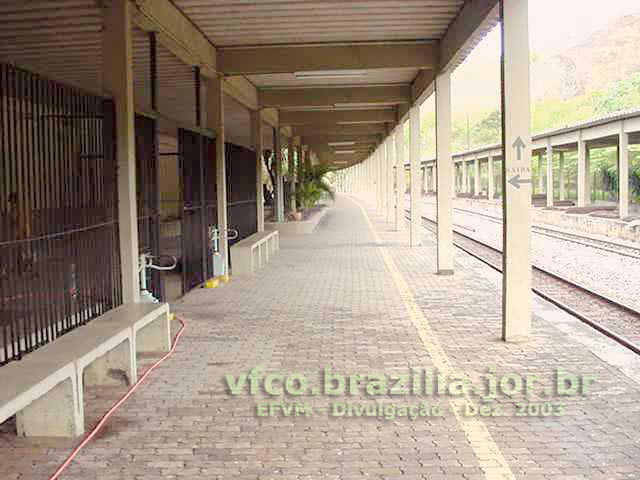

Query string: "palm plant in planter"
[[295, 164, 335, 211]]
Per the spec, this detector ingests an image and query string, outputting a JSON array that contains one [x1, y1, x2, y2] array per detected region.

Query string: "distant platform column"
[[619, 122, 629, 219], [474, 156, 480, 196], [537, 153, 544, 195], [501, 0, 532, 341], [436, 71, 454, 274], [395, 125, 406, 231], [274, 129, 285, 223], [546, 140, 554, 207], [577, 135, 589, 207], [386, 137, 395, 223], [488, 154, 495, 200], [409, 105, 421, 247], [559, 151, 566, 201], [423, 166, 429, 193], [461, 161, 468, 194], [431, 166, 437, 192]]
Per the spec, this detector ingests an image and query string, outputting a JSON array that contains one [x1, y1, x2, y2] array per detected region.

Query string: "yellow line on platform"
[[351, 197, 515, 480]]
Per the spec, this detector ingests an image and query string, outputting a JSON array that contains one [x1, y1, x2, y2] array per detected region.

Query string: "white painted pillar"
[[103, 0, 139, 303], [251, 111, 264, 232], [395, 126, 405, 231], [436, 71, 454, 274], [383, 141, 390, 220], [558, 152, 566, 201], [274, 130, 284, 222], [488, 155, 495, 200], [454, 162, 459, 195], [423, 167, 429, 193], [501, 0, 532, 341], [409, 105, 421, 247], [462, 161, 468, 193], [619, 122, 629, 219], [288, 139, 297, 212], [474, 156, 481, 196], [546, 140, 554, 207], [386, 138, 395, 222], [207, 76, 229, 277], [577, 136, 587, 207], [537, 154, 544, 194]]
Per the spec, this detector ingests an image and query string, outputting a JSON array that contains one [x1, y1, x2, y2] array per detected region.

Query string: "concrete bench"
[[0, 302, 170, 437], [230, 230, 279, 275]]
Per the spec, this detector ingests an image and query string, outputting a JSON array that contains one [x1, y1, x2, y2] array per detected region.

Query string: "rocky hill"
[[532, 14, 640, 101]]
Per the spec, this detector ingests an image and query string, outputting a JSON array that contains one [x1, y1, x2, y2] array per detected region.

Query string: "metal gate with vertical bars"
[[0, 63, 121, 365], [226, 143, 257, 246], [135, 114, 164, 301], [179, 128, 217, 293]]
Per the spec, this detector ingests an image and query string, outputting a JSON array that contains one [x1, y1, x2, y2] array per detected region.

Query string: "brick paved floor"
[[2, 196, 640, 479]]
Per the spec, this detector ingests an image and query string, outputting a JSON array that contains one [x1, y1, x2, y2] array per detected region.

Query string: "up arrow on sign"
[[512, 137, 526, 161]]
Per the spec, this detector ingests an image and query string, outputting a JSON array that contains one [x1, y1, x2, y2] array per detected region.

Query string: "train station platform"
[[3, 196, 640, 479]]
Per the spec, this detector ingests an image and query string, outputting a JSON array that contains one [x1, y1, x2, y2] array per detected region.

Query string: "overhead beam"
[[301, 134, 381, 146], [132, 0, 217, 77], [222, 75, 258, 111], [440, 0, 499, 71], [292, 124, 387, 137], [411, 69, 436, 103], [280, 109, 396, 126], [259, 85, 411, 109], [218, 42, 438, 75], [261, 108, 279, 129]]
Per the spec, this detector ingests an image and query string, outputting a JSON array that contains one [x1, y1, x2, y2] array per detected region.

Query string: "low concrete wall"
[[454, 197, 640, 244], [265, 205, 329, 234]]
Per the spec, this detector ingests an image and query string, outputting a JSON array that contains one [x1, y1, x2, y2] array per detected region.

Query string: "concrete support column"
[[288, 138, 297, 212], [423, 167, 429, 193], [395, 126, 405, 231], [558, 152, 566, 201], [274, 130, 284, 222], [488, 155, 495, 200], [454, 162, 459, 195], [432, 166, 437, 192], [537, 154, 544, 194], [501, 0, 532, 341], [207, 76, 229, 276], [436, 71, 454, 274], [474, 156, 480, 196], [382, 142, 389, 219], [577, 137, 588, 207], [619, 123, 629, 219], [546, 140, 554, 207], [103, 0, 140, 303], [409, 105, 421, 247], [377, 148, 383, 213], [462, 161, 468, 194], [386, 138, 395, 222], [251, 111, 264, 232]]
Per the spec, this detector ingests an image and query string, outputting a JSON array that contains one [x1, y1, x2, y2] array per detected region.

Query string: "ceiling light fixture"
[[294, 70, 367, 80], [333, 102, 397, 108], [328, 141, 355, 147], [335, 150, 356, 155]]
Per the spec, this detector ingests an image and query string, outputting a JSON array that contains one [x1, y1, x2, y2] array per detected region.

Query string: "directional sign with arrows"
[[508, 174, 531, 189], [512, 136, 526, 161]]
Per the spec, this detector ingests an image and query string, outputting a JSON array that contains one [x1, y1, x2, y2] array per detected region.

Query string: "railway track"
[[446, 204, 640, 260], [407, 210, 640, 355]]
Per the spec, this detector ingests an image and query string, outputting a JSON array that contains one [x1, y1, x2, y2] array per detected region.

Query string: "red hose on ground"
[[48, 315, 186, 480]]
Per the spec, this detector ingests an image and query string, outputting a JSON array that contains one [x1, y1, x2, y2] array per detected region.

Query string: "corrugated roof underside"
[[173, 0, 465, 47]]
